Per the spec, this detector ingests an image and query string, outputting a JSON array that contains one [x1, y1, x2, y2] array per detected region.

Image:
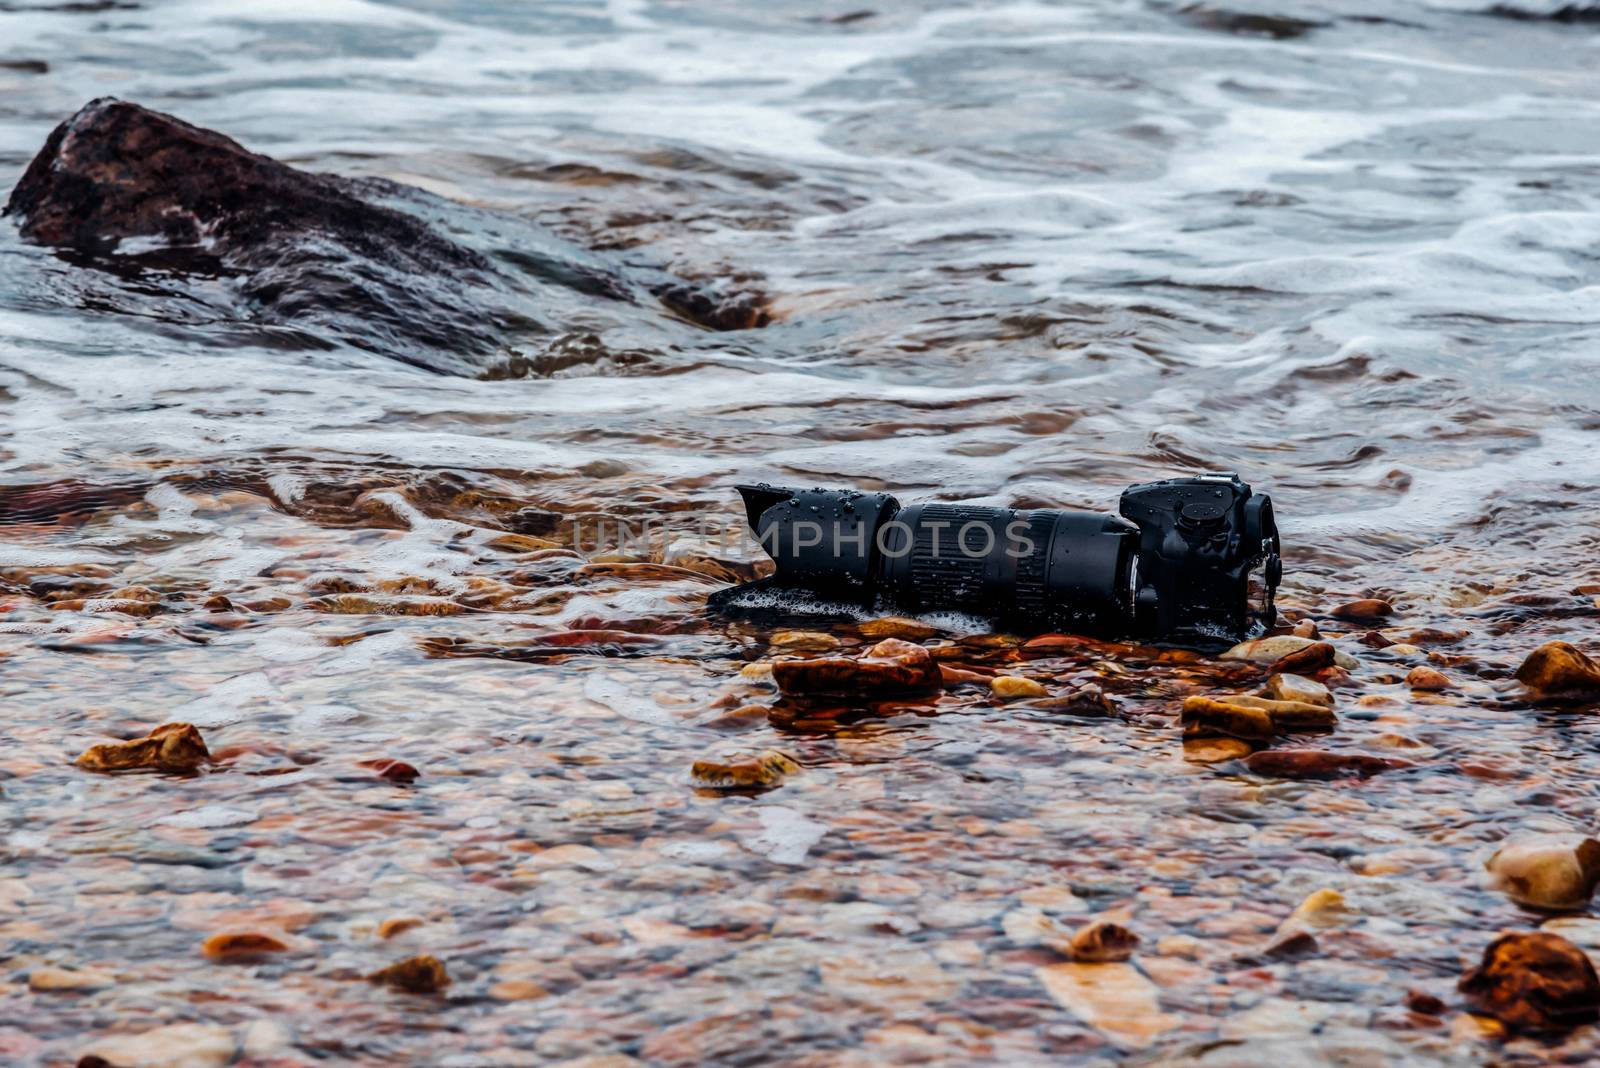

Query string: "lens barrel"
[[877, 505, 1137, 633], [716, 473, 1279, 646]]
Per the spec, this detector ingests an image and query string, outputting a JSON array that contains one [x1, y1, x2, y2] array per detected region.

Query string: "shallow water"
[[3, 0, 1600, 1064]]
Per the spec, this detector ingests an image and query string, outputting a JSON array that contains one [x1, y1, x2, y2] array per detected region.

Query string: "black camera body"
[[708, 473, 1280, 647]]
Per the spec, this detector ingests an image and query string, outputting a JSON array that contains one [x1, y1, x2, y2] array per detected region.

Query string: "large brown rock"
[[1458, 931, 1600, 1032], [4, 99, 761, 373], [4, 99, 514, 371], [1515, 641, 1600, 700]]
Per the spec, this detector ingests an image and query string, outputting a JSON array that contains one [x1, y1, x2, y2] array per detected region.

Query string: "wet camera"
[[708, 473, 1281, 647]]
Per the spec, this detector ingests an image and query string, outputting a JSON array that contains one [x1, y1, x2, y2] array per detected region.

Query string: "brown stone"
[[1181, 696, 1274, 740], [1405, 666, 1451, 692], [1182, 737, 1253, 764], [1458, 932, 1600, 1032], [3, 99, 515, 371], [1404, 989, 1446, 1016], [771, 637, 941, 697], [1243, 750, 1413, 780], [1033, 683, 1117, 716], [937, 664, 992, 686], [1068, 921, 1139, 963], [689, 749, 801, 791], [1222, 694, 1337, 730], [1265, 672, 1334, 707], [991, 675, 1048, 700], [75, 722, 209, 774], [359, 758, 420, 784], [1332, 598, 1393, 621], [201, 931, 289, 961], [1270, 641, 1336, 676], [1486, 837, 1600, 911], [368, 954, 450, 994], [377, 917, 425, 940], [859, 617, 940, 641], [1515, 641, 1600, 699]]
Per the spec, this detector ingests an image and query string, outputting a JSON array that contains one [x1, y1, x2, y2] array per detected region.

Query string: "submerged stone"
[[1458, 931, 1600, 1032], [771, 637, 941, 697], [1182, 737, 1253, 764], [690, 749, 802, 791], [1182, 696, 1274, 740], [1332, 598, 1393, 621], [79, 1023, 236, 1068], [1036, 961, 1179, 1050], [1486, 836, 1600, 911], [1068, 920, 1140, 963], [1515, 641, 1600, 700], [1243, 750, 1412, 780], [1265, 672, 1333, 708], [1405, 666, 1452, 692], [1222, 694, 1338, 730], [75, 722, 210, 774], [201, 931, 290, 962], [368, 954, 451, 994], [990, 675, 1048, 700]]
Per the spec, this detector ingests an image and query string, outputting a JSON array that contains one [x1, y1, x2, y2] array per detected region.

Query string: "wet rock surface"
[[1486, 837, 1600, 911], [1515, 641, 1600, 700], [1459, 932, 1600, 1032], [74, 721, 210, 774], [771, 637, 943, 697], [4, 99, 766, 374]]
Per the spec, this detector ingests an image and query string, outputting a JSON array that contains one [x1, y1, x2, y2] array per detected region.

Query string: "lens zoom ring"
[[1011, 512, 1056, 618], [904, 505, 990, 610]]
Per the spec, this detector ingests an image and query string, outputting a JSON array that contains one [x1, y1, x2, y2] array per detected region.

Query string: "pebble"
[[1035, 961, 1179, 1049], [28, 964, 114, 991], [1265, 673, 1333, 708], [1181, 696, 1274, 740], [770, 638, 941, 697], [359, 758, 420, 784], [1332, 598, 1393, 621], [1182, 737, 1253, 764], [858, 616, 940, 641], [79, 1023, 236, 1068], [75, 722, 210, 774], [1223, 635, 1359, 670], [769, 630, 840, 652], [1288, 888, 1354, 931], [1270, 641, 1336, 675], [489, 979, 549, 1001], [1068, 920, 1139, 962], [1404, 666, 1451, 692], [377, 916, 424, 940], [990, 675, 1047, 700], [201, 931, 290, 961], [1222, 635, 1322, 664], [1459, 931, 1600, 1032], [1224, 694, 1338, 730], [368, 954, 450, 994], [937, 664, 991, 686], [1515, 640, 1600, 699], [689, 749, 801, 791], [1002, 907, 1073, 952], [1486, 836, 1600, 911], [697, 703, 769, 730], [1242, 750, 1413, 780]]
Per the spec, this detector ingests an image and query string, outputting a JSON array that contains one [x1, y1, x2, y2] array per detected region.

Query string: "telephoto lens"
[[706, 473, 1281, 648]]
